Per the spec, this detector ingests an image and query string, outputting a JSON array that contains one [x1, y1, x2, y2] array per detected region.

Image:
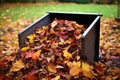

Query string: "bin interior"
[[18, 12, 102, 63]]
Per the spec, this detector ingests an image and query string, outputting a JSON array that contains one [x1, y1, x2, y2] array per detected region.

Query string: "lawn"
[[0, 2, 117, 21]]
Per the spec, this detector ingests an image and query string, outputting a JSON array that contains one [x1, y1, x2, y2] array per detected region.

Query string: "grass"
[[0, 2, 117, 21]]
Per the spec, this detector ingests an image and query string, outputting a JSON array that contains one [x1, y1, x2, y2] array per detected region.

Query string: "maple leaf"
[[81, 62, 93, 79], [27, 34, 34, 43], [68, 61, 93, 78], [21, 46, 30, 52], [47, 63, 57, 73], [32, 50, 41, 60], [69, 65, 81, 76], [10, 59, 25, 72], [69, 61, 81, 76], [63, 48, 72, 59]]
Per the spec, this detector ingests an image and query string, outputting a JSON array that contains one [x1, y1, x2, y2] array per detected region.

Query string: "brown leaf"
[[10, 59, 25, 72]]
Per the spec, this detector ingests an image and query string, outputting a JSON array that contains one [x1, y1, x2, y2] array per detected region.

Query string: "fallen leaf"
[[32, 50, 41, 60], [0, 74, 10, 80], [54, 75, 60, 80], [25, 51, 34, 59], [50, 28, 56, 34], [51, 20, 57, 28], [21, 46, 30, 51], [27, 34, 34, 43], [81, 62, 93, 79], [47, 63, 57, 73], [25, 70, 37, 80], [10, 59, 25, 72], [63, 49, 72, 59], [69, 65, 81, 76]]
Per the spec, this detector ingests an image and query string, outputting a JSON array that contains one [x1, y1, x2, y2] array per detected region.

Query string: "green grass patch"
[[0, 2, 117, 21]]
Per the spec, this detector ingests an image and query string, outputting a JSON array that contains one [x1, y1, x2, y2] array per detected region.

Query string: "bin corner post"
[[95, 16, 101, 62], [18, 32, 22, 48]]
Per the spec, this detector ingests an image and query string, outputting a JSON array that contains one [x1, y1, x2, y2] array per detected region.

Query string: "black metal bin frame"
[[18, 12, 102, 64]]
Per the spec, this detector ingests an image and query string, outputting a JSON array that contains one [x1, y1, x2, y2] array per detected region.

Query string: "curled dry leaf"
[[10, 59, 25, 72]]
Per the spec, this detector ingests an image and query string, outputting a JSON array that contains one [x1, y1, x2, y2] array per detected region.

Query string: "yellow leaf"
[[54, 75, 60, 80], [10, 59, 25, 72], [27, 34, 34, 43], [50, 28, 56, 34], [47, 63, 57, 73], [81, 62, 93, 79], [42, 78, 48, 80], [32, 50, 41, 60], [70, 65, 81, 76], [63, 49, 72, 59], [21, 46, 30, 51], [73, 61, 80, 67], [69, 61, 81, 76]]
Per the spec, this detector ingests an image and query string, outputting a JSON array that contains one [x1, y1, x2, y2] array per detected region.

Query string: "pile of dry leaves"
[[0, 18, 120, 80]]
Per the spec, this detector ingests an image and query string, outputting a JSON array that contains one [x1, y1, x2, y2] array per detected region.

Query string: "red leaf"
[[66, 26, 74, 31], [25, 70, 37, 80], [57, 31, 68, 39], [21, 51, 34, 59], [0, 60, 9, 66], [0, 74, 10, 80], [32, 50, 41, 60], [25, 52, 34, 59]]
